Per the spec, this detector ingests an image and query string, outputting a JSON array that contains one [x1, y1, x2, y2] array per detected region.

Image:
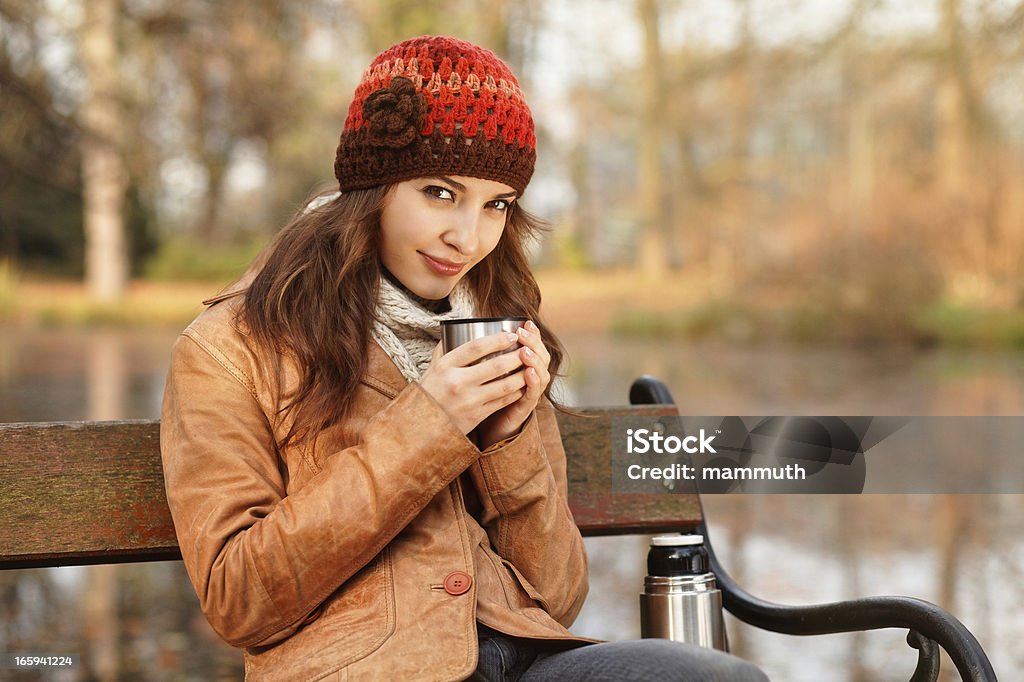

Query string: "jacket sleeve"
[[466, 400, 589, 626], [160, 329, 479, 648]]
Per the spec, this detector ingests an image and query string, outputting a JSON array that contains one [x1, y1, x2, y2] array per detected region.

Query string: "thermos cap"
[[651, 533, 704, 547]]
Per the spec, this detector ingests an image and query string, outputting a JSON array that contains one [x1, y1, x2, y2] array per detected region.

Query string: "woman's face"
[[379, 175, 517, 300]]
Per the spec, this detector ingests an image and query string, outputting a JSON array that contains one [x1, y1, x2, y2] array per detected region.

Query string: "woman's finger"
[[468, 346, 525, 384], [483, 386, 526, 414], [516, 323, 551, 367], [478, 366, 527, 403], [519, 347, 550, 391], [430, 341, 445, 363], [445, 331, 520, 367]]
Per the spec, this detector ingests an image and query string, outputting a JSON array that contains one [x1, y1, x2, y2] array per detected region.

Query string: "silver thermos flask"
[[640, 533, 727, 650]]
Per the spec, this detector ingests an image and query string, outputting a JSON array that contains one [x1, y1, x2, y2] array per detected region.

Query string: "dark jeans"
[[469, 625, 769, 682]]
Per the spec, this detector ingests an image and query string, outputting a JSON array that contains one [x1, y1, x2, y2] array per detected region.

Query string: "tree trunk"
[[635, 0, 680, 274], [710, 0, 753, 290], [937, 0, 968, 199], [80, 0, 128, 302], [842, 3, 875, 239]]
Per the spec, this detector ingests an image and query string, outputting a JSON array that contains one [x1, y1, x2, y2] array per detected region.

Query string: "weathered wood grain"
[[557, 406, 702, 536], [1, 407, 701, 569], [0, 420, 178, 568]]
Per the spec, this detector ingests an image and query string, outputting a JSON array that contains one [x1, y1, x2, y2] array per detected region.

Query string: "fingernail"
[[507, 333, 518, 342], [523, 347, 535, 358], [526, 321, 537, 331], [518, 327, 531, 338]]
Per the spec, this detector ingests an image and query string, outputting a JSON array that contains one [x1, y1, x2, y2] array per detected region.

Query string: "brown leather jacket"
[[160, 281, 591, 681]]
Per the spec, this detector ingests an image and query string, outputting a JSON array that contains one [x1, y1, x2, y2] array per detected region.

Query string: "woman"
[[161, 35, 768, 681]]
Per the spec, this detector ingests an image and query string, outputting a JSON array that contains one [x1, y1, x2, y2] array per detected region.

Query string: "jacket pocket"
[[244, 547, 396, 681], [500, 557, 547, 607], [480, 541, 546, 611]]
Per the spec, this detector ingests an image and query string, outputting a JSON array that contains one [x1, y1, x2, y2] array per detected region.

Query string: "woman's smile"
[[419, 252, 467, 277]]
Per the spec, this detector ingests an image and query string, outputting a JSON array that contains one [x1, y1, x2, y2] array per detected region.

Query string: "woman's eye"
[[423, 186, 454, 202], [488, 199, 510, 212]]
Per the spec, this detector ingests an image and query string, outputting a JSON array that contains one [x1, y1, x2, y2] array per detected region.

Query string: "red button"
[[443, 571, 473, 596]]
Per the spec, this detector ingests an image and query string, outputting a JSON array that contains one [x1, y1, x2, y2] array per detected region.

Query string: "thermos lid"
[[651, 533, 704, 547]]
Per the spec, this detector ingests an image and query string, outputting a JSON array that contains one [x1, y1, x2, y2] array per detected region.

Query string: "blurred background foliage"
[[0, 0, 1021, 344]]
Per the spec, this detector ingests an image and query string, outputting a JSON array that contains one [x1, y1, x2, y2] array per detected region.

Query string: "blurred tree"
[[564, 100, 600, 268], [80, 0, 129, 301], [635, 0, 682, 274], [477, 0, 541, 78], [936, 0, 971, 199], [839, 0, 875, 238], [0, 1, 84, 274], [348, 0, 469, 52], [131, 1, 312, 242], [347, 0, 537, 75], [929, 0, 1023, 305], [1, 0, 155, 281], [2, 0, 1022, 313], [558, 70, 640, 269], [664, 0, 756, 290]]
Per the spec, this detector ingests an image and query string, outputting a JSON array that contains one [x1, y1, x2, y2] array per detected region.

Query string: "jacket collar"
[[202, 267, 258, 306], [363, 341, 410, 397], [202, 272, 411, 398]]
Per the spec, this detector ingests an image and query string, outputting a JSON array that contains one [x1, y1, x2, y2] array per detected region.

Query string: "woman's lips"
[[421, 253, 466, 277]]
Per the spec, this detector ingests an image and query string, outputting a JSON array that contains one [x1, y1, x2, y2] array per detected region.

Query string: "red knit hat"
[[334, 36, 536, 195]]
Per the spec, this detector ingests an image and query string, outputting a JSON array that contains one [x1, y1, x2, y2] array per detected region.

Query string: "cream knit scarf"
[[371, 276, 476, 382]]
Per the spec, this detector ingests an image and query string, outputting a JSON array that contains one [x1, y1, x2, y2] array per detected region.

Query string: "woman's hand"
[[476, 321, 551, 449], [419, 331, 529, 437]]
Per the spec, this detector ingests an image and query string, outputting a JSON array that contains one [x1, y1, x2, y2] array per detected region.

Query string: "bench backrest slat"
[[0, 421, 180, 568], [557, 406, 702, 535], [0, 407, 701, 569]]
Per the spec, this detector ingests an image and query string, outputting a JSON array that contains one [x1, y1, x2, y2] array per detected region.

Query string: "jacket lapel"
[[362, 341, 412, 398]]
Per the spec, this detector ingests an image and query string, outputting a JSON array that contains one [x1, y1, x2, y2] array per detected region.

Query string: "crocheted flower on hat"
[[362, 76, 426, 149]]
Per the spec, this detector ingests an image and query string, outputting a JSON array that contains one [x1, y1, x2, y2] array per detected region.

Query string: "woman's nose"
[[443, 208, 480, 254]]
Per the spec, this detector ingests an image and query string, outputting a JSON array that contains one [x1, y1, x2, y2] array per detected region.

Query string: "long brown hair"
[[241, 185, 566, 448]]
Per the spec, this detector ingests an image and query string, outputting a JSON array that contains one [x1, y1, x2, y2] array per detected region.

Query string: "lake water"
[[2, 325, 1021, 680]]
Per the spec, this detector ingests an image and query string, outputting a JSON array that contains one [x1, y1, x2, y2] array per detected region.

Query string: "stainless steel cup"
[[441, 317, 527, 357]]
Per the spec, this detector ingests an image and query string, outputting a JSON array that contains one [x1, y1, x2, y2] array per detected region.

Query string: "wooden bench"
[[0, 376, 997, 681]]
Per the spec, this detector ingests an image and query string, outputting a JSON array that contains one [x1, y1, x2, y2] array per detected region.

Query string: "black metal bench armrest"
[[703, 532, 997, 682], [629, 375, 998, 682]]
